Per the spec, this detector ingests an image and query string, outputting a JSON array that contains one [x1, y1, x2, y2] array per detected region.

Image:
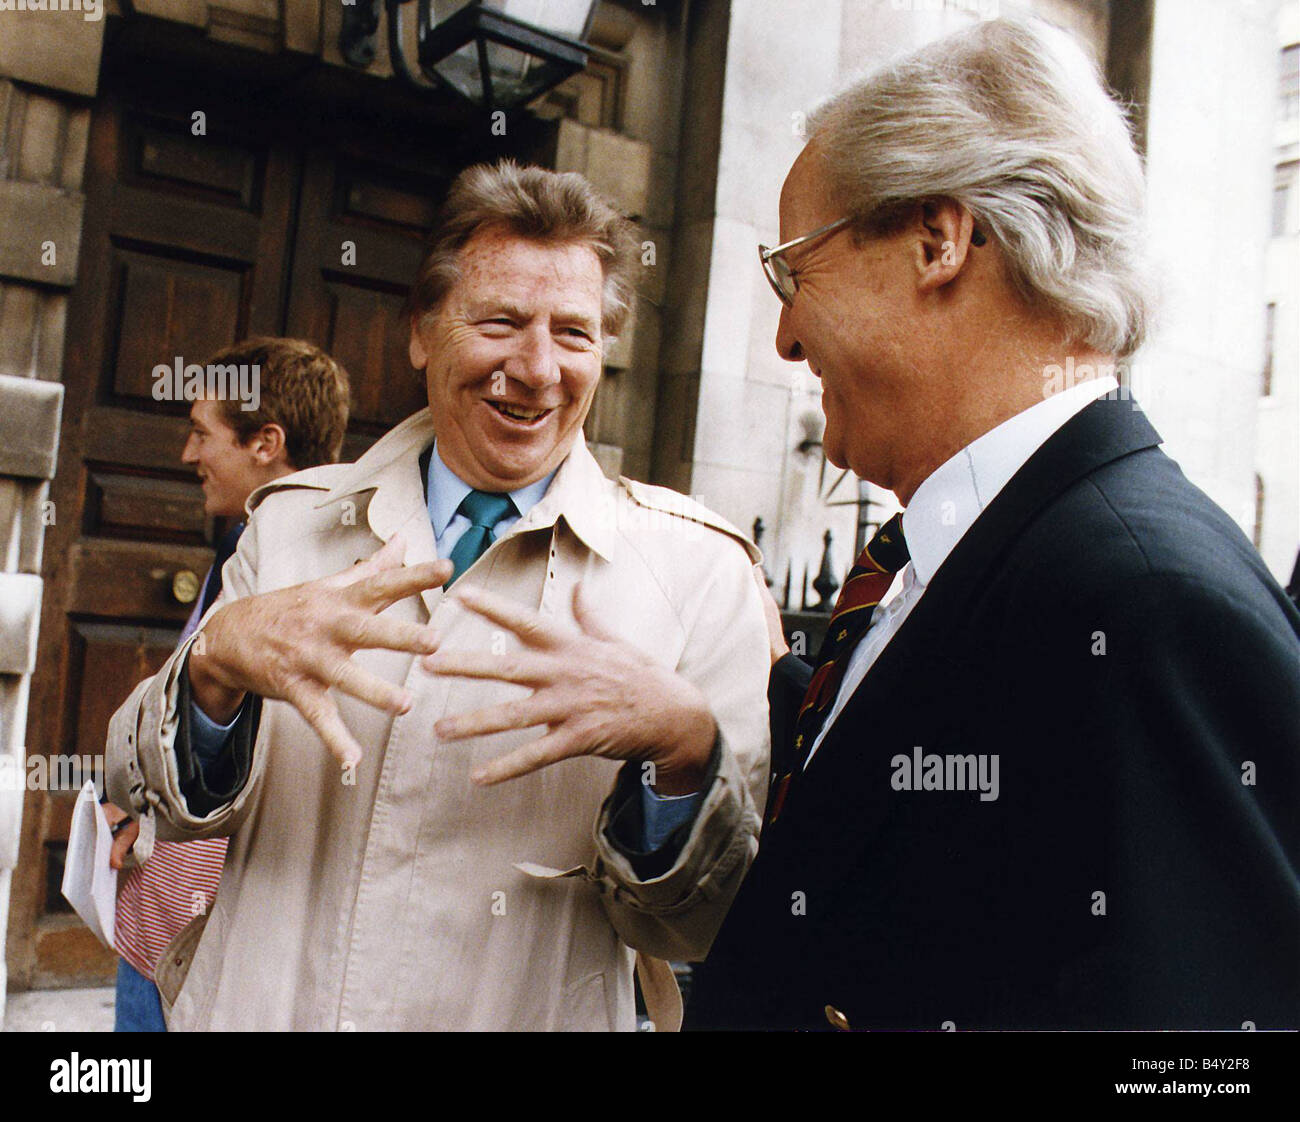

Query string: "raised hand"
[[188, 534, 452, 769]]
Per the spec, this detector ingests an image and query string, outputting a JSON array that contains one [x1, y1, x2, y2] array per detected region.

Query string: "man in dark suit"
[[432, 17, 1299, 1030], [682, 18, 1300, 1031]]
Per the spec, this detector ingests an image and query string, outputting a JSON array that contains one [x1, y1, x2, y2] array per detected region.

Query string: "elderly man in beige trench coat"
[[105, 161, 771, 1031]]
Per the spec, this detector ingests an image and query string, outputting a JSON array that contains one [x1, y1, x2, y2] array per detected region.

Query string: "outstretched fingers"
[[469, 730, 583, 786], [435, 694, 564, 741], [328, 658, 413, 716], [421, 648, 549, 686], [336, 613, 439, 657], [357, 559, 454, 611], [448, 584, 567, 649], [287, 681, 365, 770]]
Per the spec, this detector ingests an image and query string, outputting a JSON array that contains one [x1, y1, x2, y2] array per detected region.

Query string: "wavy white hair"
[[807, 18, 1155, 357]]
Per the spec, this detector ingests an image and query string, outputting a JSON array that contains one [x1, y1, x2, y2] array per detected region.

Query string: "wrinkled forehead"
[[457, 227, 603, 286], [443, 228, 604, 323]]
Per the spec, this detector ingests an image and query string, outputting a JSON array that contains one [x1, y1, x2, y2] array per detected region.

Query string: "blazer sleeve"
[[1066, 570, 1300, 1028], [768, 653, 812, 777], [590, 535, 773, 963], [105, 514, 267, 844]]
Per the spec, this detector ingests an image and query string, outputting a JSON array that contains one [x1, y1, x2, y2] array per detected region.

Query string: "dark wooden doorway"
[[8, 21, 549, 988]]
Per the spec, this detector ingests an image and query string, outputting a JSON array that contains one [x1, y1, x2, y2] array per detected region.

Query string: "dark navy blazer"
[[688, 395, 1300, 1031]]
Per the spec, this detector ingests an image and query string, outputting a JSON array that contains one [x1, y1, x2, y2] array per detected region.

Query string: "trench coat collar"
[[315, 408, 617, 564]]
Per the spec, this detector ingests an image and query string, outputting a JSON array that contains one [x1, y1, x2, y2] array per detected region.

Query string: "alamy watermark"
[[0, 752, 103, 792], [153, 357, 261, 412], [0, 0, 103, 21], [891, 747, 1000, 802], [1043, 355, 1174, 412], [50, 1054, 150, 1102]]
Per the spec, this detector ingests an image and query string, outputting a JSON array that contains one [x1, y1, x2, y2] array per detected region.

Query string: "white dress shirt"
[[804, 375, 1119, 768]]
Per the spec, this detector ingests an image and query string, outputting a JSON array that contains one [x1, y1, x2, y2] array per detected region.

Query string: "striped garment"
[[114, 837, 227, 981], [113, 522, 243, 981]]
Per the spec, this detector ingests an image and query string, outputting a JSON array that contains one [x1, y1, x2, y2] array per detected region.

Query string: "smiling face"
[[773, 146, 936, 493], [409, 226, 605, 492], [181, 398, 291, 518]]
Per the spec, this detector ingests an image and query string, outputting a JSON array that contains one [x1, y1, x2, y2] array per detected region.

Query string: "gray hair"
[[807, 18, 1155, 356], [406, 160, 638, 338]]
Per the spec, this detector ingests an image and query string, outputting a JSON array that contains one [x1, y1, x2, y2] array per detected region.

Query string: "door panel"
[[284, 151, 440, 438], [12, 42, 524, 988], [11, 87, 295, 988]]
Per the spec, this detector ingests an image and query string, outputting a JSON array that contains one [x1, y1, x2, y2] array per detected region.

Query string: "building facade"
[[0, 0, 1292, 1002]]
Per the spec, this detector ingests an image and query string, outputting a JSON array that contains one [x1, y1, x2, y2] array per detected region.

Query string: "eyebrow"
[[467, 299, 529, 321], [467, 299, 599, 332]]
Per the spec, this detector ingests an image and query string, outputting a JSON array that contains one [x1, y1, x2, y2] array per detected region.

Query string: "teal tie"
[[446, 490, 514, 586]]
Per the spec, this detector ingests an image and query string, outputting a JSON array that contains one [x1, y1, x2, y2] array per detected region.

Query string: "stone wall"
[[0, 11, 89, 1019]]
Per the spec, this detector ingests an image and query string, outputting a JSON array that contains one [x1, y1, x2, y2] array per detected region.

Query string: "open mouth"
[[486, 400, 553, 426]]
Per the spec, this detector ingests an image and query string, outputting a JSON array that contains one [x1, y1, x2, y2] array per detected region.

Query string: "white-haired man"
[[444, 19, 1300, 1031]]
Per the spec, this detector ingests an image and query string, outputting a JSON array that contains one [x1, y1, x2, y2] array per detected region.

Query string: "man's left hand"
[[423, 584, 717, 795]]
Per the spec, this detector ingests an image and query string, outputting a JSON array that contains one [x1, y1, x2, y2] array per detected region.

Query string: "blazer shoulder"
[[1005, 447, 1294, 631]]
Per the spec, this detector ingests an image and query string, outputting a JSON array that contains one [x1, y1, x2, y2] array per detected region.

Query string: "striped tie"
[[766, 512, 910, 825]]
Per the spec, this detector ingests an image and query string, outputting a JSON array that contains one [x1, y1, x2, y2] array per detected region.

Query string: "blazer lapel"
[[766, 396, 1164, 883]]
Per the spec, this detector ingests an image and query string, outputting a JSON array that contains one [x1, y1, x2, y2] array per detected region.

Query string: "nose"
[[181, 433, 199, 465], [775, 303, 804, 364], [507, 327, 561, 391]]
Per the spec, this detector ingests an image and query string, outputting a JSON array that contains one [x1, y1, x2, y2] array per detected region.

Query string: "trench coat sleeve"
[[105, 511, 267, 843], [589, 534, 772, 963]]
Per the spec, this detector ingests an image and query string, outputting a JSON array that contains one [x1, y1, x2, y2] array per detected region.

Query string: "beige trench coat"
[[106, 409, 771, 1031]]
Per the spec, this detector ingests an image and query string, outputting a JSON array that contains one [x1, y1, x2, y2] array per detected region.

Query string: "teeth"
[[492, 402, 546, 422]]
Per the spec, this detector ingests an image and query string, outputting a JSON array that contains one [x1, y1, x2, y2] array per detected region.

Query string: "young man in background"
[[105, 337, 350, 1031]]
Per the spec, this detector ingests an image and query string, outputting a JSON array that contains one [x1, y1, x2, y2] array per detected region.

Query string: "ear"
[[249, 423, 287, 466], [409, 316, 429, 371], [912, 199, 979, 294]]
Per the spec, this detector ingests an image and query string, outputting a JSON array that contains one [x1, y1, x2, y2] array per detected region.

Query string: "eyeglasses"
[[758, 216, 987, 306], [758, 217, 852, 307]]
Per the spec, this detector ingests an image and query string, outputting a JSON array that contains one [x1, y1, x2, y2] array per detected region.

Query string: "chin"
[[821, 429, 848, 471]]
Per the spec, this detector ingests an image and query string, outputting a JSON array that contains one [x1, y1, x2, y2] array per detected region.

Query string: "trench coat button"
[[824, 1004, 850, 1031]]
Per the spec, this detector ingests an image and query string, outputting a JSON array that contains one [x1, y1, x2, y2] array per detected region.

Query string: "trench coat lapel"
[[314, 410, 442, 616], [311, 409, 617, 617]]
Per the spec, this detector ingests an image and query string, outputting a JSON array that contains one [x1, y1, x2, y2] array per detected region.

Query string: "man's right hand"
[[187, 534, 451, 769]]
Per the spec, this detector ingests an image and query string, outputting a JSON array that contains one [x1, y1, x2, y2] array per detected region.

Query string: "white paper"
[[60, 780, 116, 950]]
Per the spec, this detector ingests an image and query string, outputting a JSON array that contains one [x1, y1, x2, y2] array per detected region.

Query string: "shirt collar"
[[903, 375, 1118, 587], [317, 408, 617, 562], [425, 442, 555, 538]]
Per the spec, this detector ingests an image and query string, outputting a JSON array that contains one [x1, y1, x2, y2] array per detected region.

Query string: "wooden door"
[[8, 42, 523, 987]]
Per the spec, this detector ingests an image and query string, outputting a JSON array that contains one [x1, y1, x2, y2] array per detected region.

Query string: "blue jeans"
[[114, 959, 167, 1032]]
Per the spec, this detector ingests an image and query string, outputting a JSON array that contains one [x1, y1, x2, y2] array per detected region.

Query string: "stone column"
[[0, 4, 103, 1018], [0, 378, 63, 1027]]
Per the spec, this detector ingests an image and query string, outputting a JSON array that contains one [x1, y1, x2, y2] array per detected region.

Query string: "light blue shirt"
[[426, 442, 554, 560], [190, 441, 702, 851]]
